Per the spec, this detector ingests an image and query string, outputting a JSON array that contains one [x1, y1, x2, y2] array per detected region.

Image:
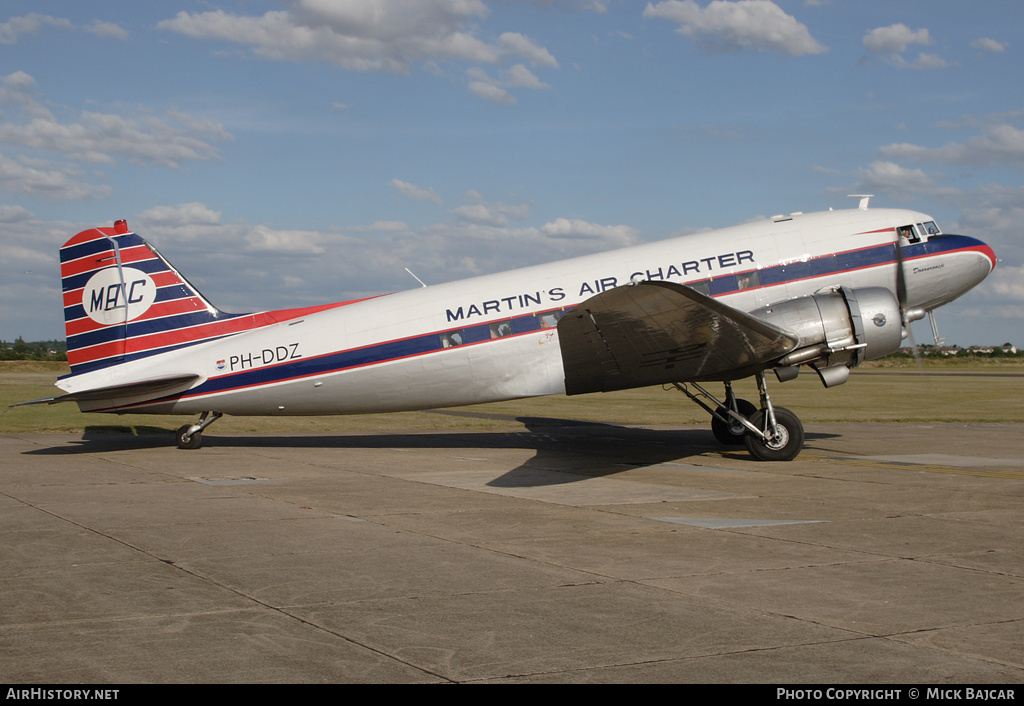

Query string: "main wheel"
[[743, 407, 804, 462], [711, 398, 756, 445], [176, 424, 203, 450]]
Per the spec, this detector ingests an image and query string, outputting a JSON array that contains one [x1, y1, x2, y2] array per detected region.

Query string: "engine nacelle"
[[749, 287, 903, 387]]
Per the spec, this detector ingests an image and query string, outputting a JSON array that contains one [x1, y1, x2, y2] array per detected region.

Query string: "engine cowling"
[[749, 287, 903, 387]]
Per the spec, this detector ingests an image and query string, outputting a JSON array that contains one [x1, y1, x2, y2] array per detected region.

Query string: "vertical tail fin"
[[61, 220, 241, 374]]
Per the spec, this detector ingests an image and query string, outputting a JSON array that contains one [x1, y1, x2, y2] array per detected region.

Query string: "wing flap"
[[557, 281, 798, 395]]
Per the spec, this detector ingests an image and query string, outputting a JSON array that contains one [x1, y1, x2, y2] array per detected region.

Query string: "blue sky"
[[1, 1, 1021, 347]]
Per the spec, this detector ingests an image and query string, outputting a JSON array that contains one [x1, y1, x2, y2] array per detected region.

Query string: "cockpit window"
[[898, 220, 941, 244], [897, 225, 920, 243]]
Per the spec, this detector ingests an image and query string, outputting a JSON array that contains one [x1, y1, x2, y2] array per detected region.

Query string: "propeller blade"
[[904, 315, 925, 373], [895, 228, 927, 376], [895, 230, 908, 318]]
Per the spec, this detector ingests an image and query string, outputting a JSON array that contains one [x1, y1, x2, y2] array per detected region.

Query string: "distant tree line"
[[883, 343, 1021, 360], [0, 338, 68, 361]]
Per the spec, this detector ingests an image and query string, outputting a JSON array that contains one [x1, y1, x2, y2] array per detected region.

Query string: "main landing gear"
[[672, 372, 805, 462], [175, 411, 223, 450]]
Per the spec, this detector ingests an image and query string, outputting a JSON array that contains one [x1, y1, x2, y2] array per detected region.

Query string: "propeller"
[[894, 228, 926, 369]]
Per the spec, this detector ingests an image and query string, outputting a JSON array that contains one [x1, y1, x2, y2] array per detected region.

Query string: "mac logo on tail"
[[82, 267, 157, 325]]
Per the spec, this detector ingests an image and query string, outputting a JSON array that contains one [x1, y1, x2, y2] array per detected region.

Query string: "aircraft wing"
[[557, 281, 799, 395], [14, 374, 200, 407]]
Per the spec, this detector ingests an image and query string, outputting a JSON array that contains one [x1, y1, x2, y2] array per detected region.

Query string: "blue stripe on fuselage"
[[106, 236, 982, 409]]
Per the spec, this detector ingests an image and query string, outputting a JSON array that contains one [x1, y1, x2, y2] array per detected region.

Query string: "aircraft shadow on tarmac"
[[21, 416, 840, 487]]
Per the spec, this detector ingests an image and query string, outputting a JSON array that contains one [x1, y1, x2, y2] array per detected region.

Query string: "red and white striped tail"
[[60, 220, 243, 374]]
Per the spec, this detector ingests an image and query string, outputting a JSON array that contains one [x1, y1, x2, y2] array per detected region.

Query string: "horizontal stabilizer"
[[14, 374, 200, 407], [557, 281, 799, 395]]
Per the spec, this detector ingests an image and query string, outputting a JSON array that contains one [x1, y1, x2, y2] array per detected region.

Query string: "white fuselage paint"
[[59, 208, 994, 416]]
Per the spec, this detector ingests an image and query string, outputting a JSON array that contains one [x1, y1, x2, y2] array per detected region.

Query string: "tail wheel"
[[711, 398, 756, 445], [176, 425, 202, 450], [743, 407, 804, 462]]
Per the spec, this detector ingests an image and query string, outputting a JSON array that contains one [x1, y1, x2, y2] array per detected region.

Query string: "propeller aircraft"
[[19, 198, 996, 461]]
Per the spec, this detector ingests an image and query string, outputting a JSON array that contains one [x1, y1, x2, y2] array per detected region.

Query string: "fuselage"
[[60, 207, 995, 416]]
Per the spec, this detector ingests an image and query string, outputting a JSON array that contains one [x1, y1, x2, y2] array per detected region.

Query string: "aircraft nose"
[[966, 236, 997, 280], [943, 235, 997, 301], [980, 240, 997, 272]]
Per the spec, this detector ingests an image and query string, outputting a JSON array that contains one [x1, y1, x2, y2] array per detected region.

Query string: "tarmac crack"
[[0, 489, 458, 682]]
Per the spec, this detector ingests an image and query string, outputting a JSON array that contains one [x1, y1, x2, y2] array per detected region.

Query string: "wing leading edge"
[[557, 281, 798, 395]]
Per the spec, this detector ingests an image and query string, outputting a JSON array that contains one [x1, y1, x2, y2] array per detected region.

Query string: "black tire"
[[176, 424, 202, 450], [711, 398, 757, 445], [743, 407, 804, 462]]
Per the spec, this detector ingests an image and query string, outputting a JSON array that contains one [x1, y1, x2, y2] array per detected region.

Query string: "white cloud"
[[0, 199, 646, 337], [466, 64, 550, 104], [958, 262, 1024, 326], [870, 52, 949, 71], [0, 110, 230, 167], [348, 220, 411, 233], [158, 1, 556, 75], [162, 210, 638, 302], [453, 203, 508, 226], [503, 64, 551, 89], [292, 0, 488, 39], [643, 0, 827, 56], [542, 0, 609, 11], [498, 33, 559, 68], [452, 194, 529, 227], [245, 225, 326, 254], [987, 265, 1024, 303], [954, 184, 1024, 265], [158, 3, 559, 105], [972, 37, 1007, 53], [880, 123, 1024, 168], [128, 204, 234, 248], [836, 161, 959, 203], [83, 20, 128, 40], [0, 72, 53, 121], [0, 14, 71, 44], [862, 24, 947, 70], [904, 53, 949, 71], [468, 80, 516, 105], [0, 72, 233, 172], [958, 304, 1024, 322], [863, 24, 930, 53], [0, 153, 112, 201], [0, 204, 34, 223], [0, 212, 83, 339], [138, 203, 222, 227], [540, 218, 639, 245], [938, 188, 1024, 323], [390, 178, 443, 205]]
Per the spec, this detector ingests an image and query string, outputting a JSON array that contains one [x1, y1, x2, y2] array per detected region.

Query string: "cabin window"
[[537, 311, 562, 329], [490, 321, 513, 338], [441, 331, 464, 348], [737, 270, 760, 290], [686, 281, 711, 297], [920, 221, 940, 236]]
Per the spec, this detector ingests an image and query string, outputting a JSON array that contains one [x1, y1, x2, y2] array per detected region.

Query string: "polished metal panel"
[[558, 281, 799, 395]]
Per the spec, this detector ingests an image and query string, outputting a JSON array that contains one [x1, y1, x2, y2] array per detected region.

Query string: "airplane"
[[18, 197, 996, 461]]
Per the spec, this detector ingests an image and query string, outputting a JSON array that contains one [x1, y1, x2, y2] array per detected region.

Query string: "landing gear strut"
[[176, 411, 222, 450], [742, 373, 804, 462], [711, 383, 756, 446], [671, 372, 804, 462]]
